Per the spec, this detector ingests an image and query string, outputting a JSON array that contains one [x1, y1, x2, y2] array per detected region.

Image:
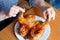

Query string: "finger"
[[46, 11, 49, 19], [19, 8, 25, 13], [53, 12, 55, 20], [43, 11, 47, 19], [47, 9, 51, 21], [12, 6, 25, 13], [15, 6, 25, 13], [51, 7, 55, 20]]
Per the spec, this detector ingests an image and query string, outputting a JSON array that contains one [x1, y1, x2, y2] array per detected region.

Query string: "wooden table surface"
[[0, 2, 60, 40]]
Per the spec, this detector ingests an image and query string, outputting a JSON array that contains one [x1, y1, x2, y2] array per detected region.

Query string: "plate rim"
[[14, 16, 51, 40]]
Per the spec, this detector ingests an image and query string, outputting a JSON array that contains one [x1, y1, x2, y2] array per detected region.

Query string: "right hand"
[[9, 6, 25, 17], [42, 7, 55, 21]]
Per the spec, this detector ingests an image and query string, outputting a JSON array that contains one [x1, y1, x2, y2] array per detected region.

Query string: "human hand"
[[9, 6, 25, 17], [42, 7, 55, 21]]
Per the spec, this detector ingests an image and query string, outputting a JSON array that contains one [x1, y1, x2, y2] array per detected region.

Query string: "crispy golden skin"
[[18, 13, 36, 37], [18, 13, 48, 40], [26, 21, 48, 40]]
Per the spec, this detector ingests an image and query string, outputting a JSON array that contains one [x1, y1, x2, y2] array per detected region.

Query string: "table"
[[0, 1, 60, 40]]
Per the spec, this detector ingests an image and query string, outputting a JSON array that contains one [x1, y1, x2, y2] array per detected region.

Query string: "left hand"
[[42, 7, 55, 21], [9, 6, 25, 17]]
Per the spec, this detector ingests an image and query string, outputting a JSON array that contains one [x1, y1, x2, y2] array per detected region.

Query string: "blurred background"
[[45, 0, 60, 10]]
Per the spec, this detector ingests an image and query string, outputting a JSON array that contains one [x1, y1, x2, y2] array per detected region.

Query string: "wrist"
[[40, 6, 49, 12]]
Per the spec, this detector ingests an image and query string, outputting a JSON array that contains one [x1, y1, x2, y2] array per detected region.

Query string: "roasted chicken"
[[18, 13, 36, 37], [18, 13, 48, 40]]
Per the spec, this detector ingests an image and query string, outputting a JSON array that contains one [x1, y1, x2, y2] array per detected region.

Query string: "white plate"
[[14, 16, 51, 40]]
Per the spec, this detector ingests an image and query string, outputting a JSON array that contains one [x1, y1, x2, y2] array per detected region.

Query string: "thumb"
[[43, 11, 47, 19], [19, 8, 25, 13]]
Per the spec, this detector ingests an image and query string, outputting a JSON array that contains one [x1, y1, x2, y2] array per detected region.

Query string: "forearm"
[[28, 0, 46, 8], [33, 0, 48, 11], [34, 0, 46, 7]]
